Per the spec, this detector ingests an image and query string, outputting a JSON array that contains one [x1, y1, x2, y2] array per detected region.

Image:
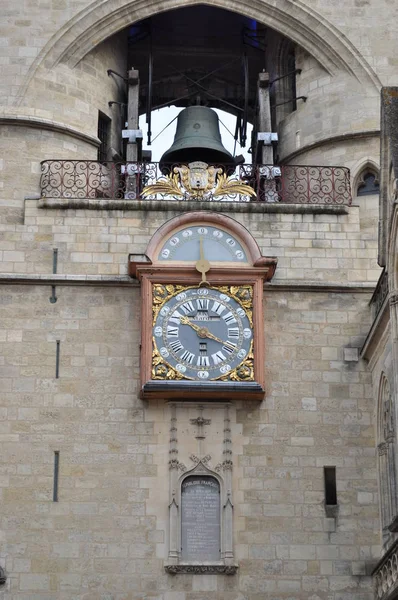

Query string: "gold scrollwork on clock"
[[218, 342, 254, 382], [152, 338, 185, 380], [151, 284, 255, 382]]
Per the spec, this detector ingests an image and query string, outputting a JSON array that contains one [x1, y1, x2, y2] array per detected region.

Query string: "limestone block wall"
[[0, 201, 381, 284], [0, 199, 382, 598], [277, 52, 380, 163], [0, 31, 127, 214], [0, 282, 379, 599]]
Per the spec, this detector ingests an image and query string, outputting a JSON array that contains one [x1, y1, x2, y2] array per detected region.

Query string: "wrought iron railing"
[[40, 161, 352, 205], [371, 269, 389, 320], [373, 538, 398, 600]]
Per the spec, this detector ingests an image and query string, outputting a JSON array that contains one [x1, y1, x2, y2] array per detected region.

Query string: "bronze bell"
[[159, 106, 235, 170]]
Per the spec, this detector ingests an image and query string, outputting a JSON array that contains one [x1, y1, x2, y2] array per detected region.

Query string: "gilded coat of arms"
[[141, 161, 256, 201]]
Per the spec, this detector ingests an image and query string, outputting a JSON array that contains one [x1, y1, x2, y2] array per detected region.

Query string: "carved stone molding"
[[378, 442, 389, 456], [169, 459, 186, 471], [373, 538, 398, 599], [165, 564, 238, 575], [190, 454, 211, 466], [389, 293, 398, 306]]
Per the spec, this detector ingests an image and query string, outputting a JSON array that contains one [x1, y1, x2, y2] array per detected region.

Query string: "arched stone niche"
[[165, 403, 237, 575], [377, 374, 398, 544]]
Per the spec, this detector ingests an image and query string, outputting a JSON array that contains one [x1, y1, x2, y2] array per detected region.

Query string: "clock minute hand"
[[180, 316, 224, 344], [202, 330, 224, 344]]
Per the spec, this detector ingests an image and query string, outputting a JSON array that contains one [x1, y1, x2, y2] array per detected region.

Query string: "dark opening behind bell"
[[159, 106, 236, 172]]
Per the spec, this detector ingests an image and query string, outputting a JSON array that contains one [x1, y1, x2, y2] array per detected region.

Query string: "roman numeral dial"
[[152, 286, 253, 381]]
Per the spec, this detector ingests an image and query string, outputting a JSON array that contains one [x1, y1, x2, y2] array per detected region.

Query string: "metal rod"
[[108, 101, 126, 108], [49, 285, 57, 304], [107, 69, 128, 82], [151, 114, 179, 144], [271, 95, 307, 108], [146, 39, 153, 145], [55, 340, 60, 379], [168, 65, 244, 112], [169, 57, 241, 89], [270, 69, 302, 85], [53, 451, 59, 502], [52, 248, 58, 274]]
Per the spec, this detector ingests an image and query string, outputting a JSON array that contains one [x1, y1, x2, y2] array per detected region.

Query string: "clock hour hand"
[[180, 316, 224, 344]]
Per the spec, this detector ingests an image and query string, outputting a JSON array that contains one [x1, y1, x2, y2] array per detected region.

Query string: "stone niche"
[[164, 402, 238, 575]]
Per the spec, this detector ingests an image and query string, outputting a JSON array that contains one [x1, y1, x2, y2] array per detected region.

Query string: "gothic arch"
[[17, 0, 381, 107], [351, 159, 380, 197]]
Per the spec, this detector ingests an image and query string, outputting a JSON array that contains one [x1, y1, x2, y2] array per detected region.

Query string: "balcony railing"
[[373, 539, 398, 600], [40, 161, 352, 205]]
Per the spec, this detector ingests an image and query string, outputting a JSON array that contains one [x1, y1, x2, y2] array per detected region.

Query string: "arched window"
[[377, 374, 397, 542], [272, 41, 298, 125], [357, 170, 380, 196]]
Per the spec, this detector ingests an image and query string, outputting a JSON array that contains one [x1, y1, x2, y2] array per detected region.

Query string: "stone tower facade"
[[0, 2, 397, 599]]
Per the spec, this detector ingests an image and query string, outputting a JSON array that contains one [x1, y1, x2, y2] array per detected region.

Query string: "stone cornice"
[[281, 130, 380, 164], [361, 294, 390, 363], [0, 114, 99, 147], [0, 273, 376, 294], [36, 197, 350, 215]]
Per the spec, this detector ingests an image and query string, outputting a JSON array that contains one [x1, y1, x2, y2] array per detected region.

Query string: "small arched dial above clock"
[[153, 286, 253, 381], [158, 225, 248, 263]]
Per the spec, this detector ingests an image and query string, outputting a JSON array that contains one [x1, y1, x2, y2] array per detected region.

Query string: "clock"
[[158, 225, 248, 263], [131, 212, 277, 400], [152, 284, 254, 382]]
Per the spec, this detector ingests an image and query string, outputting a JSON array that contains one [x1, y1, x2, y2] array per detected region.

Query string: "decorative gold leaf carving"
[[151, 285, 255, 381], [141, 162, 256, 201], [213, 172, 257, 199], [151, 338, 184, 380], [142, 173, 184, 198], [218, 342, 254, 382]]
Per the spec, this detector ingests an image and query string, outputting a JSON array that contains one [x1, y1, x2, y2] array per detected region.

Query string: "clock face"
[[152, 286, 253, 381], [158, 225, 248, 263]]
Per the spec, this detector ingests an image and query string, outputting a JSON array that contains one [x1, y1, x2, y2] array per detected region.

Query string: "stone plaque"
[[181, 476, 220, 562]]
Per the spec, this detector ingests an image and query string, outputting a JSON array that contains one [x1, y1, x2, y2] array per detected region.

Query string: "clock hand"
[[180, 315, 202, 333], [195, 237, 210, 286], [180, 316, 224, 344], [199, 237, 204, 261]]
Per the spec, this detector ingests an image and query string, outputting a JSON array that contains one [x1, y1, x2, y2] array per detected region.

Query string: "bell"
[[159, 106, 235, 170]]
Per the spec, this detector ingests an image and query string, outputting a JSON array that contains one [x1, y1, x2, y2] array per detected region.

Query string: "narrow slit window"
[[324, 466, 337, 505], [53, 451, 60, 502], [97, 111, 111, 162]]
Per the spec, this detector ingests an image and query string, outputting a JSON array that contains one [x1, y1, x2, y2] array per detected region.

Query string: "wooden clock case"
[[129, 212, 277, 401]]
